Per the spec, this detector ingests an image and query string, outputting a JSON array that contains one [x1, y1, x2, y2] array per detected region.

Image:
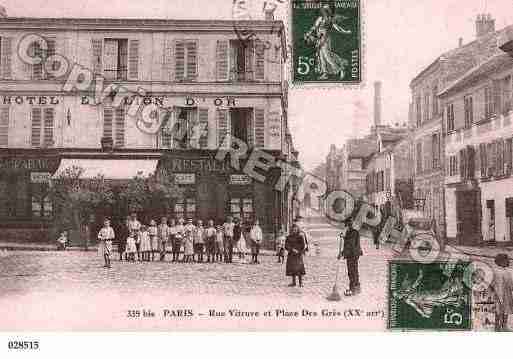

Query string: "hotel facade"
[[0, 16, 297, 243]]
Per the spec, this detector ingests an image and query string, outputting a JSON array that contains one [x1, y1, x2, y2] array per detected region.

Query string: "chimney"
[[0, 5, 7, 18], [476, 13, 495, 38], [458, 37, 463, 47], [374, 81, 382, 128]]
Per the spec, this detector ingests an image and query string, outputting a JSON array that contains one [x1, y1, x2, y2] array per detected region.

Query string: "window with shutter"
[[217, 109, 230, 148], [45, 38, 56, 79], [216, 40, 229, 81], [416, 142, 422, 173], [480, 143, 487, 177], [114, 107, 125, 147], [186, 41, 198, 80], [31, 108, 42, 147], [506, 138, 512, 176], [247, 111, 254, 147], [497, 140, 504, 176], [175, 41, 185, 81], [198, 108, 209, 149], [485, 86, 493, 119], [503, 76, 512, 113], [459, 148, 466, 179], [162, 40, 173, 81], [467, 145, 475, 179], [0, 37, 12, 79], [160, 108, 174, 149], [464, 95, 473, 128], [91, 39, 103, 75], [128, 40, 139, 80], [446, 103, 455, 132], [493, 79, 502, 116], [254, 108, 265, 148], [103, 107, 113, 139], [43, 108, 54, 146], [30, 41, 43, 80], [245, 41, 254, 81], [254, 41, 265, 80], [488, 142, 496, 177], [0, 107, 8, 147]]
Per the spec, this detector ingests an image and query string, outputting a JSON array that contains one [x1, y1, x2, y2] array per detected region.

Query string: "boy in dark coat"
[[338, 217, 363, 296], [285, 223, 307, 287]]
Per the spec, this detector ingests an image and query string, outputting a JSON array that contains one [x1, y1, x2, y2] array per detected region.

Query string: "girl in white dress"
[[149, 219, 158, 261], [139, 225, 151, 262], [125, 231, 137, 262]]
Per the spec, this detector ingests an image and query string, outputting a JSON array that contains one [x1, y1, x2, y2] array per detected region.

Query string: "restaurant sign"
[[175, 173, 196, 185], [0, 157, 60, 171], [30, 172, 51, 183], [229, 174, 252, 185]]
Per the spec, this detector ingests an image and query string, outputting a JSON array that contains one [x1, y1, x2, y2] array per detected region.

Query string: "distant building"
[[410, 14, 510, 238], [439, 31, 513, 245]]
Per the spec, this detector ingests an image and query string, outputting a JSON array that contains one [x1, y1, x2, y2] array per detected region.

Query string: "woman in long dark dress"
[[285, 223, 307, 287]]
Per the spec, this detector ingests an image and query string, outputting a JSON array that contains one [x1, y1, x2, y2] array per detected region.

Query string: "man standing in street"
[[223, 216, 235, 263], [338, 217, 363, 296]]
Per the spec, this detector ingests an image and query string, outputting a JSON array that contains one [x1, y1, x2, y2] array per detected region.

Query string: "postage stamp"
[[388, 261, 472, 331], [291, 0, 362, 85]]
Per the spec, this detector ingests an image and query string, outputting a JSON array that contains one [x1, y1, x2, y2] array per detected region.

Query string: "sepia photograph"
[[0, 0, 513, 344]]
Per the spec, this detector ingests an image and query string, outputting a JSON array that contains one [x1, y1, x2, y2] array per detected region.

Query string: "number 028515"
[[7, 341, 40, 350]]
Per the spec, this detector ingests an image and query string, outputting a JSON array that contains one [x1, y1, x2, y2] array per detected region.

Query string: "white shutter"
[[254, 108, 265, 148], [103, 107, 113, 139], [198, 107, 209, 149], [43, 108, 54, 146], [217, 108, 230, 148], [254, 41, 265, 81], [31, 108, 42, 147], [216, 40, 229, 81], [0, 107, 9, 147], [175, 41, 185, 81], [103, 39, 118, 80], [162, 39, 173, 81], [245, 40, 254, 81], [1, 37, 12, 79], [247, 110, 254, 147], [114, 107, 125, 147], [44, 38, 56, 79], [186, 41, 198, 80], [91, 39, 103, 75], [128, 39, 139, 80]]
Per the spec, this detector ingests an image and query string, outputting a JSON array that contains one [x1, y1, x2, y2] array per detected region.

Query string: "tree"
[[119, 171, 184, 222], [50, 166, 114, 247]]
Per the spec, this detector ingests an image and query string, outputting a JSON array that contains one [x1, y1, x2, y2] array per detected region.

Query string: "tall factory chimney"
[[374, 81, 382, 128]]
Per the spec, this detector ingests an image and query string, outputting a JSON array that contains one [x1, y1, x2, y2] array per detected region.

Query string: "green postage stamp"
[[292, 0, 362, 84], [388, 261, 472, 331]]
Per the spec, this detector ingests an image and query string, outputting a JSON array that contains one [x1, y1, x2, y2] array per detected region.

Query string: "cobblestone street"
[[0, 217, 394, 330]]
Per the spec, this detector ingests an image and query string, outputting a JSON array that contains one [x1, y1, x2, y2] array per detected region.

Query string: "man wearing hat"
[[338, 217, 363, 296]]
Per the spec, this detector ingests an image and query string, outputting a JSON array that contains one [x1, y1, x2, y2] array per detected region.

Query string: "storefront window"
[[174, 196, 196, 220], [0, 175, 30, 219], [31, 183, 52, 218], [230, 197, 254, 222]]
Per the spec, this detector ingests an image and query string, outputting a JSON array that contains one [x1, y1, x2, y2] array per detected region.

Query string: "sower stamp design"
[[292, 0, 361, 84], [388, 261, 472, 331]]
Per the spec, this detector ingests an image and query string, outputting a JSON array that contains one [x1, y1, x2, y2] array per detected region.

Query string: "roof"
[[410, 26, 512, 88], [439, 52, 513, 97], [346, 139, 377, 159]]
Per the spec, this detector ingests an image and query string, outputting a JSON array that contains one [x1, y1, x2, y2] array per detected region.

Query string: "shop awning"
[[53, 159, 158, 180]]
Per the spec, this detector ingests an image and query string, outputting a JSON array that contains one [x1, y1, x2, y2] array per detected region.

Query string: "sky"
[[3, 0, 513, 171]]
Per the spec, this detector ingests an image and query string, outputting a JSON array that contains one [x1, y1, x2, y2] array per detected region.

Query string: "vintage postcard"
[[1, 0, 513, 339]]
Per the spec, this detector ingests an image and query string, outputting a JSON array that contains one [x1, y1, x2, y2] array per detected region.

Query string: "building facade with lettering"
[[440, 34, 513, 245], [0, 16, 295, 243]]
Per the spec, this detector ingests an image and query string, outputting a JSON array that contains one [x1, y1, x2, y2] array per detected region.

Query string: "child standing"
[[139, 225, 151, 262], [194, 220, 205, 263], [183, 219, 195, 263], [56, 231, 68, 251], [98, 219, 115, 268], [492, 253, 513, 331], [125, 231, 137, 262], [215, 225, 224, 263], [205, 220, 216, 263], [276, 229, 286, 264], [149, 219, 158, 261]]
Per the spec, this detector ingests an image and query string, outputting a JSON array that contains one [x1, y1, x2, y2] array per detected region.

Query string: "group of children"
[[112, 213, 266, 264]]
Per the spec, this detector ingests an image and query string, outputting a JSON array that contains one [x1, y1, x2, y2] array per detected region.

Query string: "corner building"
[[0, 17, 296, 243]]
